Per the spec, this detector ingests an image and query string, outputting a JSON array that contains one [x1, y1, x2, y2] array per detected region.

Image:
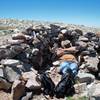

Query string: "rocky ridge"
[[0, 19, 100, 100]]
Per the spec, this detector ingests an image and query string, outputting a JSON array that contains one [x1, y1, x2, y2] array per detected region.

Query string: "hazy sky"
[[0, 0, 100, 27]]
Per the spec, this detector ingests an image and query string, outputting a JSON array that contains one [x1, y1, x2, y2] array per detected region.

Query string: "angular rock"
[[22, 71, 41, 90], [0, 48, 12, 60], [92, 83, 100, 97], [77, 72, 95, 84], [60, 29, 67, 34], [61, 40, 71, 48], [0, 77, 11, 90], [87, 82, 96, 97], [4, 66, 21, 82], [0, 68, 4, 77], [12, 33, 26, 40], [8, 39, 24, 45], [74, 83, 87, 94], [84, 56, 99, 72], [78, 36, 89, 42], [75, 41, 87, 48], [21, 92, 33, 100], [11, 79, 26, 100], [1, 59, 21, 67]]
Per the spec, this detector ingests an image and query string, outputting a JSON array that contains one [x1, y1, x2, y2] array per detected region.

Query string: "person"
[[56, 46, 79, 78]]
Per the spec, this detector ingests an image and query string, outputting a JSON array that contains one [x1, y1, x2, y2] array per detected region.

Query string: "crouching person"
[[55, 47, 79, 98]]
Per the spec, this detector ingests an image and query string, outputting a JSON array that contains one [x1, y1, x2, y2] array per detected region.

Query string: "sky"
[[0, 0, 100, 27]]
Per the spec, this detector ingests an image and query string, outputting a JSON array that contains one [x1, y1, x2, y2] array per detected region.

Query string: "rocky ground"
[[0, 19, 100, 100]]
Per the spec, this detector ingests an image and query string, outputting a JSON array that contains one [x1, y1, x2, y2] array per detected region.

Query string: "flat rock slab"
[[1, 59, 21, 67], [77, 72, 95, 84]]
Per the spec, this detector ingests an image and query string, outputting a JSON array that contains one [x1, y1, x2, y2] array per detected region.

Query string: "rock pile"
[[0, 24, 100, 99]]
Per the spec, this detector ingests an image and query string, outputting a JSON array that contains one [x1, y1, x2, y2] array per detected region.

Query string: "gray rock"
[[0, 48, 14, 60], [0, 68, 4, 77], [8, 39, 24, 45], [74, 83, 87, 94], [1, 59, 21, 67], [4, 66, 21, 82], [0, 77, 11, 90], [61, 40, 71, 48], [92, 83, 100, 98], [84, 56, 99, 71], [77, 72, 95, 84], [21, 92, 33, 100], [75, 41, 87, 48], [78, 36, 89, 42]]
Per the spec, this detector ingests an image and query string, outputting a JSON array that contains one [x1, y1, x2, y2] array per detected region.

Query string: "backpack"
[[55, 71, 74, 98], [39, 73, 55, 97]]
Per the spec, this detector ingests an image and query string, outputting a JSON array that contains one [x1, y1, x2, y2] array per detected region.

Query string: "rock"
[[11, 79, 26, 100], [4, 66, 21, 82], [83, 56, 99, 72], [84, 32, 96, 39], [92, 83, 100, 98], [75, 41, 87, 48], [12, 33, 33, 41], [21, 92, 33, 100], [60, 29, 67, 34], [12, 33, 26, 40], [87, 82, 96, 97], [77, 72, 95, 84], [75, 29, 83, 36], [78, 36, 89, 42], [61, 40, 71, 48], [0, 77, 11, 90], [22, 71, 41, 90], [29, 48, 43, 70], [74, 83, 87, 94], [0, 68, 4, 77], [0, 48, 19, 60], [0, 44, 11, 49], [1, 59, 21, 67], [8, 39, 24, 45]]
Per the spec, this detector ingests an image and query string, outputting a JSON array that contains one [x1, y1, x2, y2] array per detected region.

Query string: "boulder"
[[92, 83, 100, 97], [61, 40, 71, 48], [21, 92, 33, 100], [1, 59, 21, 67], [0, 68, 4, 77], [22, 71, 41, 90], [8, 39, 24, 45], [0, 77, 11, 90], [78, 36, 89, 42], [11, 79, 26, 100], [4, 66, 21, 82], [0, 48, 15, 60], [12, 33, 26, 40], [83, 56, 99, 72], [74, 83, 87, 94], [77, 72, 95, 84]]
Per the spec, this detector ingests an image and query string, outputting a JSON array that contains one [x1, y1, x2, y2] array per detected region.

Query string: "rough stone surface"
[[77, 72, 95, 84], [0, 19, 100, 99], [11, 79, 26, 100], [74, 83, 87, 94], [4, 66, 21, 82], [0, 77, 11, 90], [1, 59, 21, 67], [22, 71, 41, 90]]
